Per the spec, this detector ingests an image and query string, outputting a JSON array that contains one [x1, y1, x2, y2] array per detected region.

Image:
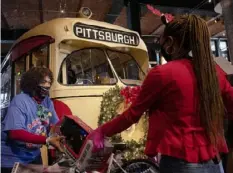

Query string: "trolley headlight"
[[78, 7, 92, 19]]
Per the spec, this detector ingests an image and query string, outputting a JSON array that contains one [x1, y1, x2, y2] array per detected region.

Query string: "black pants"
[[159, 155, 224, 173]]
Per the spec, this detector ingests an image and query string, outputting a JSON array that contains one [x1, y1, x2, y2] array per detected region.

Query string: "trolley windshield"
[[106, 50, 145, 85], [59, 48, 145, 86]]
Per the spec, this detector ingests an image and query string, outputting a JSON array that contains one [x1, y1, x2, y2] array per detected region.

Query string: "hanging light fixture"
[[59, 0, 67, 14]]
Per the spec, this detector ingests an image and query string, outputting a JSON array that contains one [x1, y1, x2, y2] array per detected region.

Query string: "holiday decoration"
[[98, 85, 148, 160], [147, 4, 174, 22], [120, 86, 141, 104]]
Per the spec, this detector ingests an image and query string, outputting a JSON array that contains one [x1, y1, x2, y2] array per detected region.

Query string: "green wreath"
[[98, 85, 148, 160]]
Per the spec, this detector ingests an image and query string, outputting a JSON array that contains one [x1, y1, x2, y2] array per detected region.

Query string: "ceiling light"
[[60, 10, 65, 13], [208, 0, 212, 3]]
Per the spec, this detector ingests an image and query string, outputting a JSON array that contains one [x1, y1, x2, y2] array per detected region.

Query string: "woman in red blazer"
[[90, 15, 233, 173]]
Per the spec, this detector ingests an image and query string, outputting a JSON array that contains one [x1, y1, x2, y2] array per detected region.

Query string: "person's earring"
[[165, 46, 175, 55]]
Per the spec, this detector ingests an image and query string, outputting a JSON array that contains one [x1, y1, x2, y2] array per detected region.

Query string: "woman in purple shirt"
[[1, 67, 64, 172]]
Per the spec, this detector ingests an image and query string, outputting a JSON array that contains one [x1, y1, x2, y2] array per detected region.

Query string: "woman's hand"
[[89, 127, 105, 152], [46, 136, 65, 152]]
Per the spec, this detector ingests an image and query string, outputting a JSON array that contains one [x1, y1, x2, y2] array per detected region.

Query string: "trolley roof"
[[16, 18, 147, 52]]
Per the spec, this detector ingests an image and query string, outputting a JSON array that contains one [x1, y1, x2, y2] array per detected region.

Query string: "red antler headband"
[[147, 4, 174, 24]]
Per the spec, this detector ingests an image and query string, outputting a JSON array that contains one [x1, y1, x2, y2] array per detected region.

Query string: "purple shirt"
[[1, 93, 59, 167]]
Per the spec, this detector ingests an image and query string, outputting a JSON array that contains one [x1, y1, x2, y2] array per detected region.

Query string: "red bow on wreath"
[[120, 86, 141, 104]]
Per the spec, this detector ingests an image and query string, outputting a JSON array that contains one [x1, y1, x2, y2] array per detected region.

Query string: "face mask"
[[35, 86, 50, 99], [160, 41, 173, 62]]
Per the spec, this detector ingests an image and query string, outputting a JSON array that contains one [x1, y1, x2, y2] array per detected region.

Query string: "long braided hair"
[[163, 15, 225, 146]]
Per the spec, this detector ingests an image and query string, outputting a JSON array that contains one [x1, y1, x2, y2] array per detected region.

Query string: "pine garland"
[[98, 85, 148, 160], [98, 85, 123, 142]]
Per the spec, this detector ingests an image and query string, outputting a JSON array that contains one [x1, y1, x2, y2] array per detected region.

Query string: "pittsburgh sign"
[[73, 23, 139, 46]]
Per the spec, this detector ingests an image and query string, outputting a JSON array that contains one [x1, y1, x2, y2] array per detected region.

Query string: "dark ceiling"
[[1, 0, 225, 57], [138, 0, 218, 10], [1, 0, 222, 30]]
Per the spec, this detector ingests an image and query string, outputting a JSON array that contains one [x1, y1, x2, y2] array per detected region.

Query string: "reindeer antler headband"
[[147, 5, 174, 25]]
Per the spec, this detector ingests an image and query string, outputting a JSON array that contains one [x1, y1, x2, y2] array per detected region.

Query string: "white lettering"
[[74, 24, 139, 46], [92, 29, 98, 39], [129, 36, 135, 45], [105, 32, 111, 41], [86, 28, 91, 38], [118, 34, 124, 44], [124, 35, 129, 44], [76, 27, 83, 36], [99, 31, 105, 40], [111, 33, 118, 42], [83, 28, 87, 37]]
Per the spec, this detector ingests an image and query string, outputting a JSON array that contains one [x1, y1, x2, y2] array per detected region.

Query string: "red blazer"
[[101, 59, 233, 163]]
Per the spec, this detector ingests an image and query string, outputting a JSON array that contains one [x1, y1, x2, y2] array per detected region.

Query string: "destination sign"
[[73, 23, 139, 46]]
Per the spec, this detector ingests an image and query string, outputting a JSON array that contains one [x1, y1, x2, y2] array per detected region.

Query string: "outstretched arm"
[[100, 66, 169, 137]]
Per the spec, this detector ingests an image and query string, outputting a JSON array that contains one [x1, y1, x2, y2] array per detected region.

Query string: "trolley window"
[[211, 40, 217, 57], [107, 50, 145, 85], [1, 64, 12, 120], [59, 48, 116, 85], [1, 63, 12, 108], [29, 44, 50, 68], [14, 56, 26, 95], [219, 40, 229, 60]]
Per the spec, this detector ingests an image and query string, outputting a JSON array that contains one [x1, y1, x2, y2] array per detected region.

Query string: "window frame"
[[13, 55, 27, 96], [211, 38, 230, 62], [9, 35, 54, 62], [1, 61, 12, 108], [29, 43, 50, 68], [58, 47, 118, 86], [1, 36, 53, 99], [11, 43, 51, 97], [210, 40, 217, 57], [106, 49, 146, 86], [219, 40, 229, 61]]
